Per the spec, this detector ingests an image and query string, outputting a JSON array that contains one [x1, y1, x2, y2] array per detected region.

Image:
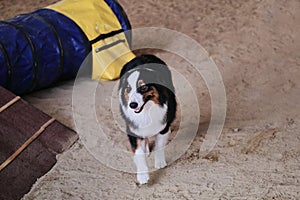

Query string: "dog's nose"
[[129, 102, 138, 109]]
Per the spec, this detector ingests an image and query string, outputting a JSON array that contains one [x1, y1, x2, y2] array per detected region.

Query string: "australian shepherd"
[[118, 54, 177, 184]]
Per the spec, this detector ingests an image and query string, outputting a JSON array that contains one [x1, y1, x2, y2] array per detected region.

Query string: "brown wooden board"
[[0, 87, 78, 200]]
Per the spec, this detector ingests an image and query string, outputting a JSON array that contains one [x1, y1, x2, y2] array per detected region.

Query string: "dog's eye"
[[125, 85, 132, 93], [138, 85, 149, 93]]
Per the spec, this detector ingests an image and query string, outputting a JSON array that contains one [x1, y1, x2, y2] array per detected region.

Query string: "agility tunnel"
[[0, 0, 135, 95], [0, 1, 136, 198]]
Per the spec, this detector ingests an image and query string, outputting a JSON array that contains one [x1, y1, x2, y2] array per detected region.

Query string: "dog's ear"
[[120, 56, 144, 78], [120, 54, 175, 93], [139, 54, 167, 65], [140, 55, 175, 94], [120, 54, 166, 78], [119, 57, 142, 90]]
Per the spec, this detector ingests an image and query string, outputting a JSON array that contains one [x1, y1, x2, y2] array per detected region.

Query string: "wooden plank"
[[0, 86, 78, 200]]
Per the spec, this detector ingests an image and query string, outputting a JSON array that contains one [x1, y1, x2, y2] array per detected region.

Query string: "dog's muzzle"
[[129, 95, 153, 114]]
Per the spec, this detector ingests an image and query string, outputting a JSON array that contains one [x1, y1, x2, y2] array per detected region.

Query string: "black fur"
[[119, 54, 177, 150]]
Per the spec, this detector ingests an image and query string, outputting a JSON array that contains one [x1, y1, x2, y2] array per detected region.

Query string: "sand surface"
[[1, 0, 300, 199]]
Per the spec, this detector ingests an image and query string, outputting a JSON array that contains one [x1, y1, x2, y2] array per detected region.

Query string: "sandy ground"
[[1, 0, 300, 199]]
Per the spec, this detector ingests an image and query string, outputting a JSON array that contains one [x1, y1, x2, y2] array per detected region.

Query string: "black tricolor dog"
[[119, 54, 177, 184]]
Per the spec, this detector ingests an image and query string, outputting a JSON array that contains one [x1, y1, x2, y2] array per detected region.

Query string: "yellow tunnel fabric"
[[48, 0, 135, 80]]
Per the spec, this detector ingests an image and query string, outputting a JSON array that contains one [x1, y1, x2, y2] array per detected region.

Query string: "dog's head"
[[119, 54, 175, 117]]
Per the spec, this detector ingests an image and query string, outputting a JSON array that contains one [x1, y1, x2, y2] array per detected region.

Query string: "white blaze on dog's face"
[[126, 71, 144, 113], [119, 69, 168, 137]]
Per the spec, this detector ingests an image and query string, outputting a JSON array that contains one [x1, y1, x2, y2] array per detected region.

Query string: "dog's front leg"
[[134, 138, 149, 184], [154, 129, 170, 169]]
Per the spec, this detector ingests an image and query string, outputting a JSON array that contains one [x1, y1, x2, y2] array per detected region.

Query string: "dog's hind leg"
[[154, 129, 170, 169], [133, 138, 149, 184]]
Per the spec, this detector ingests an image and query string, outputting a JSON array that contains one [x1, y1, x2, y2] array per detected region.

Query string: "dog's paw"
[[155, 159, 167, 169], [137, 173, 150, 185], [155, 151, 167, 169]]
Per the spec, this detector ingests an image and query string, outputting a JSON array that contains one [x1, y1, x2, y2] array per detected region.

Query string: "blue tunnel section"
[[0, 9, 90, 95], [0, 0, 131, 95]]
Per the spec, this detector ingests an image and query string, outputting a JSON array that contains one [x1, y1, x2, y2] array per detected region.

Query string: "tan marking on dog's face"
[[143, 86, 160, 104], [123, 85, 131, 104], [138, 79, 145, 87]]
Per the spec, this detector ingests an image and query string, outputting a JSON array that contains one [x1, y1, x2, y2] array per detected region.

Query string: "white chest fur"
[[126, 101, 167, 138]]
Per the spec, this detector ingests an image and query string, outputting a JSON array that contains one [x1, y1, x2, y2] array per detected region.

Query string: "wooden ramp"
[[0, 87, 78, 200]]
